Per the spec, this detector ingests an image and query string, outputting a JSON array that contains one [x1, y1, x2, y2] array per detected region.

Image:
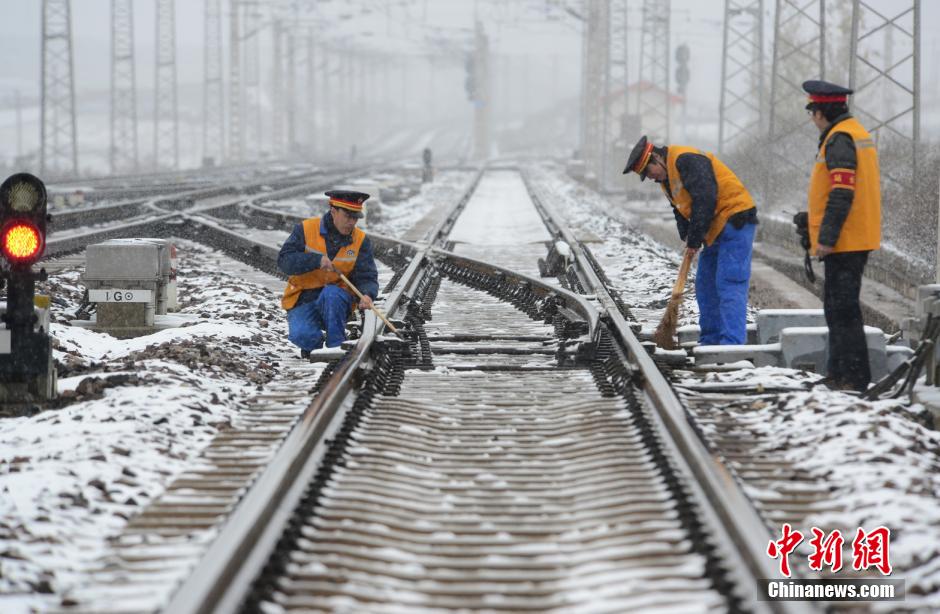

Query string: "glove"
[[792, 212, 815, 283], [792, 212, 811, 251]]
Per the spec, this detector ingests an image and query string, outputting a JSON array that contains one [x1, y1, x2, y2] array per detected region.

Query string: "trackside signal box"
[[0, 173, 57, 402], [83, 238, 174, 337]]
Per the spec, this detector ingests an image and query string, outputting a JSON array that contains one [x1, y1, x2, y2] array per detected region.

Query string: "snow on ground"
[[448, 169, 551, 246], [0, 241, 297, 613], [3, 163, 939, 610], [527, 163, 940, 606], [269, 169, 478, 243], [677, 366, 940, 610], [368, 169, 477, 239]]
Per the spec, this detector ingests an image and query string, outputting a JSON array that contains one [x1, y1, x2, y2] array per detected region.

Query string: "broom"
[[337, 272, 404, 339], [652, 250, 694, 350]]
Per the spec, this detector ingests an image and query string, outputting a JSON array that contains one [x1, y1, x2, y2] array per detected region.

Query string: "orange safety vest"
[[660, 146, 755, 247], [808, 117, 881, 254], [281, 217, 365, 310]]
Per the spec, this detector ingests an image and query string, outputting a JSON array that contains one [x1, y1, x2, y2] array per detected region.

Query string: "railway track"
[[48, 163, 365, 236], [30, 163, 847, 612], [122, 168, 808, 613], [43, 170, 481, 614]]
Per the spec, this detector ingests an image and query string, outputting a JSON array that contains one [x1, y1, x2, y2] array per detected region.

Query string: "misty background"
[[1, 0, 937, 170]]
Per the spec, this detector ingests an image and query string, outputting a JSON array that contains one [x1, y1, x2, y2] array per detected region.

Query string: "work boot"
[[300, 349, 311, 360], [818, 376, 866, 394], [815, 376, 843, 390]]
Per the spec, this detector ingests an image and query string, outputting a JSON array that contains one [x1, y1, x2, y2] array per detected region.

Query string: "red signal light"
[[1, 220, 44, 265]]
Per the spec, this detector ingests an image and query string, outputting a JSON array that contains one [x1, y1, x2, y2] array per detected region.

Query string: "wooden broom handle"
[[671, 250, 694, 299], [338, 272, 399, 334]]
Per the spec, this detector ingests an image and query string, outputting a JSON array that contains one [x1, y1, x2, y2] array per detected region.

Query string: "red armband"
[[829, 168, 856, 190]]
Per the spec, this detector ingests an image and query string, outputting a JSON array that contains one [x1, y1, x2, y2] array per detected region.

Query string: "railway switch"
[[0, 173, 56, 403], [83, 239, 174, 338]]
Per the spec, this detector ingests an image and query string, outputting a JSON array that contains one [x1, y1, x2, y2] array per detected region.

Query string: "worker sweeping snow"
[[622, 136, 758, 347]]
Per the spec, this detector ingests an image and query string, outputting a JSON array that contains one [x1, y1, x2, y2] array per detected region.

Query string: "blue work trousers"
[[287, 285, 353, 350], [695, 222, 755, 345]]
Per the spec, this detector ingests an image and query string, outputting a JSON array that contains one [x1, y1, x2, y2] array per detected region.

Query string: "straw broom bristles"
[[653, 250, 694, 350]]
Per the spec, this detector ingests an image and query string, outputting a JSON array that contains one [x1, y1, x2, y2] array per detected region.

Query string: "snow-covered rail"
[[47, 163, 369, 236], [160, 168, 813, 613]]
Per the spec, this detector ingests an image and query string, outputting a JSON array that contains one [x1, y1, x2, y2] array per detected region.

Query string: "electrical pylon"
[[579, 0, 609, 185], [849, 0, 920, 187], [472, 22, 490, 161], [271, 19, 285, 157], [606, 0, 629, 189], [243, 1, 262, 158], [153, 0, 179, 169], [305, 31, 316, 156], [637, 0, 671, 143], [228, 0, 242, 161], [718, 0, 764, 155], [767, 0, 825, 168], [41, 0, 78, 177], [202, 0, 224, 166], [110, 0, 138, 174]]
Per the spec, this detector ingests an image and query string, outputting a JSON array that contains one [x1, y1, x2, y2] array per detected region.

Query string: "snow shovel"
[[652, 250, 694, 350], [338, 272, 403, 338]]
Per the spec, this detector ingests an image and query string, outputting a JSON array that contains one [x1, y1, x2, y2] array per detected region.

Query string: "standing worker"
[[799, 80, 881, 392], [422, 147, 434, 183], [623, 136, 758, 345], [278, 190, 378, 358]]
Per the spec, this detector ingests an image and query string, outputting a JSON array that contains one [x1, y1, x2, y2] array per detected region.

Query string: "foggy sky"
[[0, 0, 937, 154]]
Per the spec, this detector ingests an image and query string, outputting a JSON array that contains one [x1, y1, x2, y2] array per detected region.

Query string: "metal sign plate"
[[88, 289, 153, 303]]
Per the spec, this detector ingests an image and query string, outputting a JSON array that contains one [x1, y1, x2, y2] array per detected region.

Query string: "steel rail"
[[44, 159, 320, 190], [168, 166, 807, 612], [49, 168, 339, 232], [166, 178, 600, 614], [43, 168, 371, 259], [164, 167, 485, 613], [428, 247, 599, 341], [521, 169, 819, 613]]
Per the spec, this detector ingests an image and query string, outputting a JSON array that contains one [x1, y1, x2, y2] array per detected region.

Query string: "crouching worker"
[[278, 190, 378, 358], [623, 136, 757, 345]]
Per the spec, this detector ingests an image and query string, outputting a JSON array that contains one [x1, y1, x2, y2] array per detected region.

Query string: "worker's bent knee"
[[288, 325, 323, 350], [321, 284, 346, 299]]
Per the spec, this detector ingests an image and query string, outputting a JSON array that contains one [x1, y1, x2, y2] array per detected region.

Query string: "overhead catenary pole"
[[286, 24, 296, 156], [242, 1, 262, 157], [306, 30, 316, 156], [228, 0, 243, 162], [848, 0, 920, 190], [766, 0, 826, 204], [320, 46, 332, 150], [718, 0, 764, 155], [202, 0, 224, 166], [607, 0, 629, 188], [110, 0, 139, 173], [579, 0, 609, 187], [41, 0, 79, 177], [153, 0, 179, 170], [637, 0, 671, 143], [272, 18, 285, 157], [472, 21, 490, 161]]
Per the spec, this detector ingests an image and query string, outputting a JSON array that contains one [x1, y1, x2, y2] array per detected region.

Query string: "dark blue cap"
[[325, 190, 369, 218], [803, 80, 853, 108]]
